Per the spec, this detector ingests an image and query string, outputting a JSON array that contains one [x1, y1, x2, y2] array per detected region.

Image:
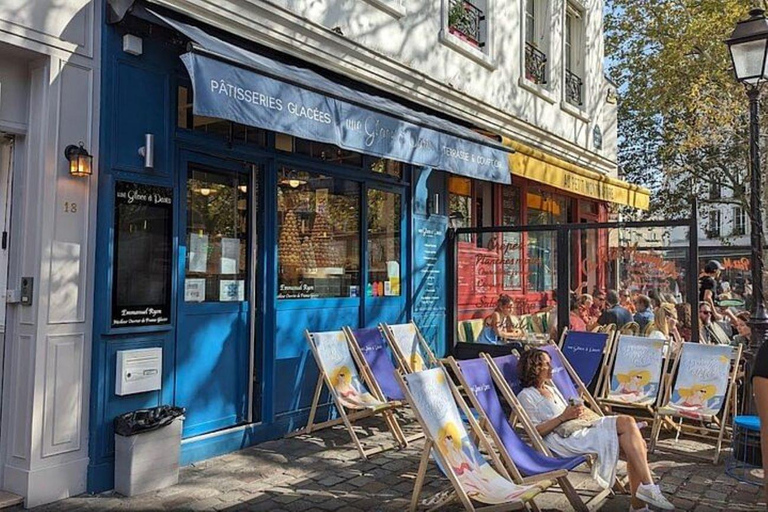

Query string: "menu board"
[[112, 181, 173, 327], [413, 214, 448, 355]]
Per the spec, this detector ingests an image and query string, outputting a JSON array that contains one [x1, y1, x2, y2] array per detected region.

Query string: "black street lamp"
[[726, 8, 768, 412]]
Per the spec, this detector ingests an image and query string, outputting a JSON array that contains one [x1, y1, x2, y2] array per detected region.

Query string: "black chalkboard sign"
[[111, 181, 173, 327]]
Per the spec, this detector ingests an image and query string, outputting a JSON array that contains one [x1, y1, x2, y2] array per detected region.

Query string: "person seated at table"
[[632, 295, 655, 332], [699, 302, 732, 345], [590, 290, 607, 319], [478, 294, 523, 344], [620, 289, 636, 315], [598, 290, 634, 328], [516, 349, 674, 511], [647, 303, 683, 355]]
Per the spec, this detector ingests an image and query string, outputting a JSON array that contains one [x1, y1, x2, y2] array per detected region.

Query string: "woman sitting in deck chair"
[[516, 349, 674, 511]]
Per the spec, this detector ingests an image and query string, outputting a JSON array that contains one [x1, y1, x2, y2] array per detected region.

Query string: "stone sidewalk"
[[31, 416, 765, 511]]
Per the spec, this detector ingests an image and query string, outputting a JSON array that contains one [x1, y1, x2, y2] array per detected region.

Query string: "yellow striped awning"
[[503, 138, 650, 210]]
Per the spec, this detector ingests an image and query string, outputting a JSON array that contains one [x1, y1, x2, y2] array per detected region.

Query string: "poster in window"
[[112, 181, 173, 327], [220, 237, 241, 274], [188, 233, 209, 273]]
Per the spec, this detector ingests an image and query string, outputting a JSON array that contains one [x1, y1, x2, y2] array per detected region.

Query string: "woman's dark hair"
[[497, 294, 513, 307], [569, 292, 579, 312], [517, 349, 549, 389]]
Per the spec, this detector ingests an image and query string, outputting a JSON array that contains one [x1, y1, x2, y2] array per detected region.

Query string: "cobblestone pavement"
[[31, 415, 765, 511]]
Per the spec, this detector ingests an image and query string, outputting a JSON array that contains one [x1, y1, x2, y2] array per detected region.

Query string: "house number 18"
[[64, 202, 78, 213]]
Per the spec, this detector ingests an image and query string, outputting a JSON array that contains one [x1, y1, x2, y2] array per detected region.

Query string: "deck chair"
[[394, 366, 549, 512], [446, 357, 591, 512], [558, 329, 613, 393], [302, 330, 406, 459], [381, 321, 440, 374], [598, 335, 666, 420], [482, 353, 615, 508], [343, 326, 424, 443], [462, 319, 486, 344], [649, 342, 742, 464]]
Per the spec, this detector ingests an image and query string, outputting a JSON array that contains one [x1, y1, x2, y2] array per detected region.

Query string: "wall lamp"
[[64, 142, 93, 177]]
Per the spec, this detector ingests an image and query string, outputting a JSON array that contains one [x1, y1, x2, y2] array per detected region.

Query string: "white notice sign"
[[220, 280, 245, 302], [221, 237, 240, 274], [185, 278, 206, 302], [188, 233, 209, 273]]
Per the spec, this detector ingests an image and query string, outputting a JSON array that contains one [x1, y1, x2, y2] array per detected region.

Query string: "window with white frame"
[[524, 0, 549, 85], [447, 0, 488, 51], [707, 210, 721, 238], [564, 4, 585, 106], [733, 206, 747, 236]]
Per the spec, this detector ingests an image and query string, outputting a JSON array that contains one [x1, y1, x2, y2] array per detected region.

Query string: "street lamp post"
[[726, 8, 768, 413]]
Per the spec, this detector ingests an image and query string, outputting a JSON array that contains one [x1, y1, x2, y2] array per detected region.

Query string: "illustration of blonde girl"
[[676, 384, 717, 409], [615, 370, 652, 396], [330, 366, 379, 409]]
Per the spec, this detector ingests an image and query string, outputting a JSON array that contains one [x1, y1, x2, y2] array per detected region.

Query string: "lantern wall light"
[[64, 142, 93, 177]]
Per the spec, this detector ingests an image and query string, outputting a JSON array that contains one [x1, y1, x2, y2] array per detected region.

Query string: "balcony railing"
[[448, 0, 486, 49], [565, 69, 583, 106], [525, 42, 547, 85]]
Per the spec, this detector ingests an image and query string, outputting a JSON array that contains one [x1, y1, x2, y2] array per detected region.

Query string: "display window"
[[277, 167, 361, 299], [501, 185, 523, 290], [112, 182, 173, 327], [367, 188, 402, 297], [184, 166, 250, 302], [526, 188, 569, 292]]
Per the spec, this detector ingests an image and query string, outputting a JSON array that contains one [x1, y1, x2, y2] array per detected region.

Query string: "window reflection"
[[367, 189, 401, 297]]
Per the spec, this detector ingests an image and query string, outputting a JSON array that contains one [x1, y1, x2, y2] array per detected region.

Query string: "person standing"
[[699, 260, 724, 312], [598, 290, 634, 327]]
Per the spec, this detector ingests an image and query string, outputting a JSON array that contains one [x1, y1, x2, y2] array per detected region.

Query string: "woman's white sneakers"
[[635, 482, 675, 510]]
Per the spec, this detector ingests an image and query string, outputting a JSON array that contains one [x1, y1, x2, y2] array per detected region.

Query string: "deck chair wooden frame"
[[480, 353, 616, 509], [445, 357, 593, 512], [648, 343, 742, 464], [342, 326, 424, 445], [619, 322, 640, 336], [300, 330, 407, 459], [381, 321, 440, 374], [394, 368, 550, 512], [597, 335, 669, 423]]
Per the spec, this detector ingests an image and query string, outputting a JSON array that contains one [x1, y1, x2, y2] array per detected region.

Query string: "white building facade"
[[0, 0, 99, 507]]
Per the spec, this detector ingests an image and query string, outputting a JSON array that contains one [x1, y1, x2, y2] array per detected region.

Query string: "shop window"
[[526, 188, 567, 292], [367, 188, 402, 296], [501, 186, 522, 290], [291, 137, 364, 167], [184, 167, 249, 302], [448, 176, 494, 246], [112, 182, 173, 327], [369, 158, 403, 179], [277, 167, 360, 299], [177, 85, 266, 147]]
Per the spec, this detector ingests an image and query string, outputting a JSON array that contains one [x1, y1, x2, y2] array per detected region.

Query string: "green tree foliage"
[[605, 0, 760, 222]]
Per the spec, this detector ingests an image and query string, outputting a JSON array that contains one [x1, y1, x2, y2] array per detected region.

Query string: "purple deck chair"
[[560, 331, 609, 389], [457, 358, 587, 478], [539, 344, 581, 402], [350, 327, 405, 401]]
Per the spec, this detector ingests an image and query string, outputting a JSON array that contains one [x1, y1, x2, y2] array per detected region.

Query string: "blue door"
[[175, 152, 260, 437]]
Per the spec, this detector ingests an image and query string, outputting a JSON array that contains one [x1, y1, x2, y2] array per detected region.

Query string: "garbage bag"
[[114, 405, 185, 437]]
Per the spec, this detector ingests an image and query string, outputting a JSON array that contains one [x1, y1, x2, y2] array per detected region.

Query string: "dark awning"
[[149, 11, 512, 184]]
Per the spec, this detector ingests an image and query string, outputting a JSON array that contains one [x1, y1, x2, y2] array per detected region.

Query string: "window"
[[733, 207, 747, 236], [448, 0, 487, 49], [112, 182, 173, 327], [185, 167, 250, 302], [448, 176, 494, 247], [709, 183, 722, 200], [564, 4, 584, 106], [526, 188, 568, 292], [277, 167, 360, 299], [367, 189, 402, 296], [524, 0, 548, 85], [707, 210, 721, 238]]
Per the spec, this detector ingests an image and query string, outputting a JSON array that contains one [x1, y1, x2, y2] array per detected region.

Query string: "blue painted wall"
[[88, 12, 447, 493]]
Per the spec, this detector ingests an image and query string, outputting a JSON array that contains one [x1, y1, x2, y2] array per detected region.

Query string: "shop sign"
[[181, 53, 511, 184], [722, 257, 750, 271], [112, 182, 173, 327]]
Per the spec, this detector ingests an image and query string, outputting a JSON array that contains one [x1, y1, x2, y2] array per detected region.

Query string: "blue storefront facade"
[[87, 4, 513, 492]]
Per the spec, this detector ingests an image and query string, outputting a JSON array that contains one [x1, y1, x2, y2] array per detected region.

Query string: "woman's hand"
[[558, 404, 584, 422]]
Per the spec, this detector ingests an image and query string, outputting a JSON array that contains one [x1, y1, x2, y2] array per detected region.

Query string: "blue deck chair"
[[559, 329, 613, 393], [446, 357, 590, 511]]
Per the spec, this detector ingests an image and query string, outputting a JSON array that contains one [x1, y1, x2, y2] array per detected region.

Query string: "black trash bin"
[[114, 406, 185, 496]]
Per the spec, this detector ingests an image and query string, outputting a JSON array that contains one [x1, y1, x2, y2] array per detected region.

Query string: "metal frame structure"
[[446, 215, 700, 357]]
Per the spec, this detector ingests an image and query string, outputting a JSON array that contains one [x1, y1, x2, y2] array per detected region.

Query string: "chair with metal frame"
[[394, 366, 550, 512], [649, 342, 743, 464], [301, 329, 406, 460], [445, 356, 593, 512], [380, 321, 440, 374]]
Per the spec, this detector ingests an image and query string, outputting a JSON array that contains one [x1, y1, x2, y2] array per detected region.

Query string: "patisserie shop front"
[[87, 5, 513, 492]]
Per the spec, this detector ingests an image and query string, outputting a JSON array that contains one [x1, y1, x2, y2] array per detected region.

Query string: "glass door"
[[364, 184, 406, 325], [175, 153, 260, 437]]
